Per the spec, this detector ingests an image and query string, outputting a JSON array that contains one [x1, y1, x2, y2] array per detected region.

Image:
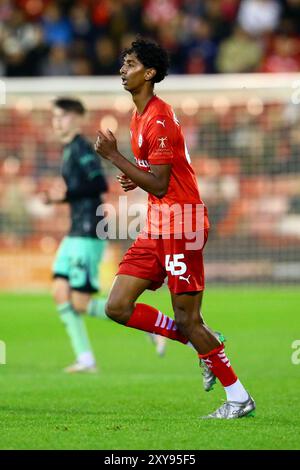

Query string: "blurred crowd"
[[1, 0, 300, 77], [1, 100, 300, 177], [1, 99, 300, 249]]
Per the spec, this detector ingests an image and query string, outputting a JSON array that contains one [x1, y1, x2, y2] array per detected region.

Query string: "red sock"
[[126, 303, 188, 344], [198, 344, 237, 387]]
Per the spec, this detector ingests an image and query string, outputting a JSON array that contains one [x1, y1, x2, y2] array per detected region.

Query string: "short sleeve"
[[146, 116, 177, 165]]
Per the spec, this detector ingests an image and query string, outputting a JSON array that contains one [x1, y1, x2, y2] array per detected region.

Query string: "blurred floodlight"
[[26, 0, 43, 16], [26, 196, 54, 218], [247, 97, 264, 116], [15, 98, 34, 114], [113, 96, 132, 113], [40, 236, 57, 254], [100, 115, 118, 133], [180, 97, 199, 116], [3, 157, 20, 176], [212, 95, 230, 115]]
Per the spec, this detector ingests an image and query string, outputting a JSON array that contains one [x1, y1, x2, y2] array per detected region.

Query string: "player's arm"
[[66, 149, 109, 201], [95, 130, 171, 198], [78, 151, 108, 194]]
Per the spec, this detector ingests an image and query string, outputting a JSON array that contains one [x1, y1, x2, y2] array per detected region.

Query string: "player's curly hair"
[[121, 38, 170, 84]]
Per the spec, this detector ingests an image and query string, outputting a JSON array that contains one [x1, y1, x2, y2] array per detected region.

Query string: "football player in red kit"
[[94, 38, 255, 419]]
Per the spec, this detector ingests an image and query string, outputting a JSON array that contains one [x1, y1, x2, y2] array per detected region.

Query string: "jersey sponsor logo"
[[179, 274, 191, 284], [158, 136, 168, 148], [156, 119, 166, 127], [138, 134, 143, 148]]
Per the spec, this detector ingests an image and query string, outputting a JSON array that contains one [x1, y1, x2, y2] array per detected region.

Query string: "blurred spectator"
[[16, 0, 46, 19], [41, 2, 72, 46], [2, 38, 27, 76], [260, 34, 300, 72], [0, 0, 13, 21], [93, 37, 119, 75], [143, 0, 180, 31], [0, 157, 34, 243], [220, 0, 241, 22], [156, 16, 184, 73], [41, 44, 72, 75], [182, 0, 206, 17], [0, 0, 299, 76], [229, 112, 265, 172], [72, 55, 93, 76], [216, 26, 262, 72], [281, 0, 300, 34], [204, 0, 235, 41], [69, 2, 92, 44], [123, 0, 144, 34], [276, 125, 300, 173], [198, 110, 234, 159], [91, 0, 112, 29], [180, 17, 218, 73], [1, 6, 47, 76]]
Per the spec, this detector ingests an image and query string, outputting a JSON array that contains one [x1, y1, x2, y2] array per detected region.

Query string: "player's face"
[[52, 107, 80, 141], [120, 53, 149, 92]]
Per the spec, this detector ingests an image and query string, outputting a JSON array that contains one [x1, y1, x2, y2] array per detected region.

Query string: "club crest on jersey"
[[158, 136, 168, 148], [138, 134, 143, 148]]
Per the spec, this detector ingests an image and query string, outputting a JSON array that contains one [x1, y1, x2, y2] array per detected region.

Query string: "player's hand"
[[39, 182, 66, 204], [94, 129, 118, 160], [48, 185, 66, 203], [116, 174, 137, 192]]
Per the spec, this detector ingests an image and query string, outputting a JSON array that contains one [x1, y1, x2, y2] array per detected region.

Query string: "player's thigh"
[[52, 237, 70, 279], [68, 238, 104, 293], [117, 234, 166, 290], [163, 230, 208, 294], [107, 274, 152, 315], [86, 238, 107, 291], [171, 290, 204, 327]]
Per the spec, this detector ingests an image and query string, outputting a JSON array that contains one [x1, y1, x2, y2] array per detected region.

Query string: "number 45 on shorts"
[[165, 254, 187, 276]]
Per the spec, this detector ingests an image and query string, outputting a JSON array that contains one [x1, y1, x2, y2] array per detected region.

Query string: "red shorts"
[[117, 230, 209, 294]]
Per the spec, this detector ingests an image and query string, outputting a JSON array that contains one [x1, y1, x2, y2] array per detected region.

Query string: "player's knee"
[[52, 279, 69, 305], [71, 299, 86, 314], [173, 306, 190, 331], [105, 297, 134, 324], [174, 307, 199, 332], [71, 293, 90, 314]]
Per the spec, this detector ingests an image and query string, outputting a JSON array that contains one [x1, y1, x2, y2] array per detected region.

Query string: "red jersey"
[[130, 95, 209, 235]]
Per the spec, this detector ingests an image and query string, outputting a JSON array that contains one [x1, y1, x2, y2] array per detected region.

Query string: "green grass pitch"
[[0, 287, 299, 450]]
